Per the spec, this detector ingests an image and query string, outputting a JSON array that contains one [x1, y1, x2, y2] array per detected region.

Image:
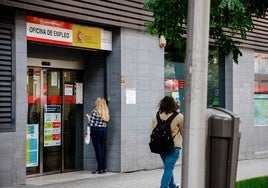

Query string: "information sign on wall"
[[26, 16, 72, 45], [72, 24, 101, 49], [26, 16, 112, 51], [126, 88, 136, 104]]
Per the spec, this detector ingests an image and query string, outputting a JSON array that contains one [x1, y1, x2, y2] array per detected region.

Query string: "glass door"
[[26, 68, 42, 174], [43, 69, 62, 173], [26, 68, 83, 175], [62, 70, 83, 171]]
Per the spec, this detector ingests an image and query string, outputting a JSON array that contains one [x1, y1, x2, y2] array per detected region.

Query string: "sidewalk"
[[22, 158, 268, 188]]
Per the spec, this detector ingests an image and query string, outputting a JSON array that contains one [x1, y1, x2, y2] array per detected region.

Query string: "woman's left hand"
[[86, 114, 91, 121]]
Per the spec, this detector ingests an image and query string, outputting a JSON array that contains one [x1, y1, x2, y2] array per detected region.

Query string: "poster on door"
[[26, 124, 39, 167], [44, 105, 61, 147]]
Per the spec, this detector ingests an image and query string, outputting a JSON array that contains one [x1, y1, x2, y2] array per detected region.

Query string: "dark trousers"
[[91, 127, 107, 171]]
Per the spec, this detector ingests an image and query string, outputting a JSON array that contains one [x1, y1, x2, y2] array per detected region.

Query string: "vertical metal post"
[[181, 0, 211, 187]]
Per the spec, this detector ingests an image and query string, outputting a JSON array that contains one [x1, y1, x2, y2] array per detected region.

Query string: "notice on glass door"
[[51, 71, 58, 86], [26, 124, 39, 167], [64, 84, 73, 96], [75, 82, 83, 104], [44, 105, 61, 147]]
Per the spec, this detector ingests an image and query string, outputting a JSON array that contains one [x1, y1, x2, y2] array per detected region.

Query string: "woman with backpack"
[[150, 95, 184, 188]]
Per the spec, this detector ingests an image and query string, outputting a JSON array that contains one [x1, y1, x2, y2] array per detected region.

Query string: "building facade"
[[0, 1, 165, 187], [0, 1, 268, 187]]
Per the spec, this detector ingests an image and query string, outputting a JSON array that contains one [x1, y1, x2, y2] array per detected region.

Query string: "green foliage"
[[219, 0, 244, 10], [144, 0, 188, 59], [144, 0, 268, 63], [236, 176, 268, 188]]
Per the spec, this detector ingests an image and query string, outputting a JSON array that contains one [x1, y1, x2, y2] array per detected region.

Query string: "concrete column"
[[181, 0, 211, 187]]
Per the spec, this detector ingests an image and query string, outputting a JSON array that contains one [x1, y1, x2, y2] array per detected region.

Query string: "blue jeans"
[[91, 127, 107, 171], [160, 147, 181, 188]]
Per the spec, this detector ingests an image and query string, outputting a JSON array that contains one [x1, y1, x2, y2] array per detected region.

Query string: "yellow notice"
[[44, 122, 53, 129], [45, 134, 53, 142], [26, 139, 30, 150], [73, 24, 101, 49], [26, 151, 29, 163]]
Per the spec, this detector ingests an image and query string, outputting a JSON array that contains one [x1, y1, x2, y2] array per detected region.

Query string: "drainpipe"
[[104, 52, 110, 105]]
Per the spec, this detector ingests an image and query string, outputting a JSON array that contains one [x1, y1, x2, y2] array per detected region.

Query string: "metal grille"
[[0, 25, 15, 132]]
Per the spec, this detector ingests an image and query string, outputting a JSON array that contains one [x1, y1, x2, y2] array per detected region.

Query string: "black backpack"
[[149, 111, 178, 154]]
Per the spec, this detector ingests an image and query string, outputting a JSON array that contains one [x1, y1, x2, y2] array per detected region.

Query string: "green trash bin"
[[206, 107, 241, 188]]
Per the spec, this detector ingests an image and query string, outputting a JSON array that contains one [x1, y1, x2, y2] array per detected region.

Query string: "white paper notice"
[[64, 84, 73, 96], [75, 83, 83, 104], [126, 88, 136, 104], [51, 71, 58, 86]]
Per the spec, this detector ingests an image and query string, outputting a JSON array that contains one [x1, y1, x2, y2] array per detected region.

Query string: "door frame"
[[27, 57, 85, 70], [27, 57, 84, 175]]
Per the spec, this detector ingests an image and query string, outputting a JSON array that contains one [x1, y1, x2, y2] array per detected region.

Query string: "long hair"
[[94, 97, 110, 122], [158, 95, 178, 114]]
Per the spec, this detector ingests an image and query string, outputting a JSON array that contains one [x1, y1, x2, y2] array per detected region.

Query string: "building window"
[[164, 47, 185, 113], [164, 61, 185, 113], [254, 53, 268, 126], [164, 46, 223, 113]]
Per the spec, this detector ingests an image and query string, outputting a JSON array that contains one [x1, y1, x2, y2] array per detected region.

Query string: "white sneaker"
[[176, 184, 180, 188]]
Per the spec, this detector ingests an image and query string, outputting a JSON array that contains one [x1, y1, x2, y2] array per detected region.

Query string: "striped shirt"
[[88, 111, 107, 128]]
